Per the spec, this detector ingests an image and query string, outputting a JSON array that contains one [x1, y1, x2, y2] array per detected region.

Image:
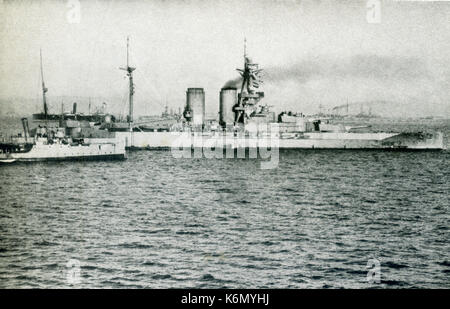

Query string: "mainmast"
[[119, 37, 136, 131]]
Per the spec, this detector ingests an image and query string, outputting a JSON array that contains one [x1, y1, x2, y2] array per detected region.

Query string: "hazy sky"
[[1, 0, 449, 117]]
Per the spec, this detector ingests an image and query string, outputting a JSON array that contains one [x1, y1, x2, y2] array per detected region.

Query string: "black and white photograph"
[[0, 0, 449, 295]]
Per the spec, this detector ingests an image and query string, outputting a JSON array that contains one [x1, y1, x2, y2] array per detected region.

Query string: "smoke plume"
[[222, 77, 243, 89], [263, 54, 431, 84]]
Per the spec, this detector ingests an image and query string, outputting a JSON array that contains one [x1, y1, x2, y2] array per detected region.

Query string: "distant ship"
[[32, 101, 114, 123], [105, 39, 444, 151], [0, 51, 125, 163]]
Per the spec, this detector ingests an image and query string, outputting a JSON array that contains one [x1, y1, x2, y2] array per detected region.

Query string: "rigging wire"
[[119, 81, 129, 121], [134, 69, 166, 114], [84, 1, 113, 108], [126, 38, 167, 115]]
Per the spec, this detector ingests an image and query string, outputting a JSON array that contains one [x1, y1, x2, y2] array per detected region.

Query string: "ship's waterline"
[[113, 131, 445, 151]]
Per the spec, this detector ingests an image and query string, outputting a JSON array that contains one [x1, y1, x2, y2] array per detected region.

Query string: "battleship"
[[105, 39, 445, 151], [0, 51, 126, 163]]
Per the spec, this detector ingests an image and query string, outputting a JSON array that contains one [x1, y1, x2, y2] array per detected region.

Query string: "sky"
[[0, 0, 449, 117]]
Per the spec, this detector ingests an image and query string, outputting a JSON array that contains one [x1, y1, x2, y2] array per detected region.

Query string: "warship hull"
[[115, 131, 445, 150]]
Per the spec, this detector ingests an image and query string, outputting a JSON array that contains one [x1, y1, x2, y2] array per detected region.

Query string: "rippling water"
[[0, 119, 449, 288]]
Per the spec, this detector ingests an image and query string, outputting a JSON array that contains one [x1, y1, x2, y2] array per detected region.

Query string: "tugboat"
[[0, 51, 125, 163]]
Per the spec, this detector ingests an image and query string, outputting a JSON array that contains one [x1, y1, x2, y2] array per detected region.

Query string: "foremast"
[[39, 49, 50, 141], [40, 49, 49, 122]]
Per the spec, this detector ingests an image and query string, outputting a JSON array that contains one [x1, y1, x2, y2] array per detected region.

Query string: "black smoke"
[[263, 54, 431, 84], [222, 77, 243, 89], [221, 54, 430, 90]]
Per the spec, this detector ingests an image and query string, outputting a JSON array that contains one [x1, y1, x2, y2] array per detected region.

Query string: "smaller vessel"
[[0, 50, 126, 163], [0, 118, 126, 163]]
